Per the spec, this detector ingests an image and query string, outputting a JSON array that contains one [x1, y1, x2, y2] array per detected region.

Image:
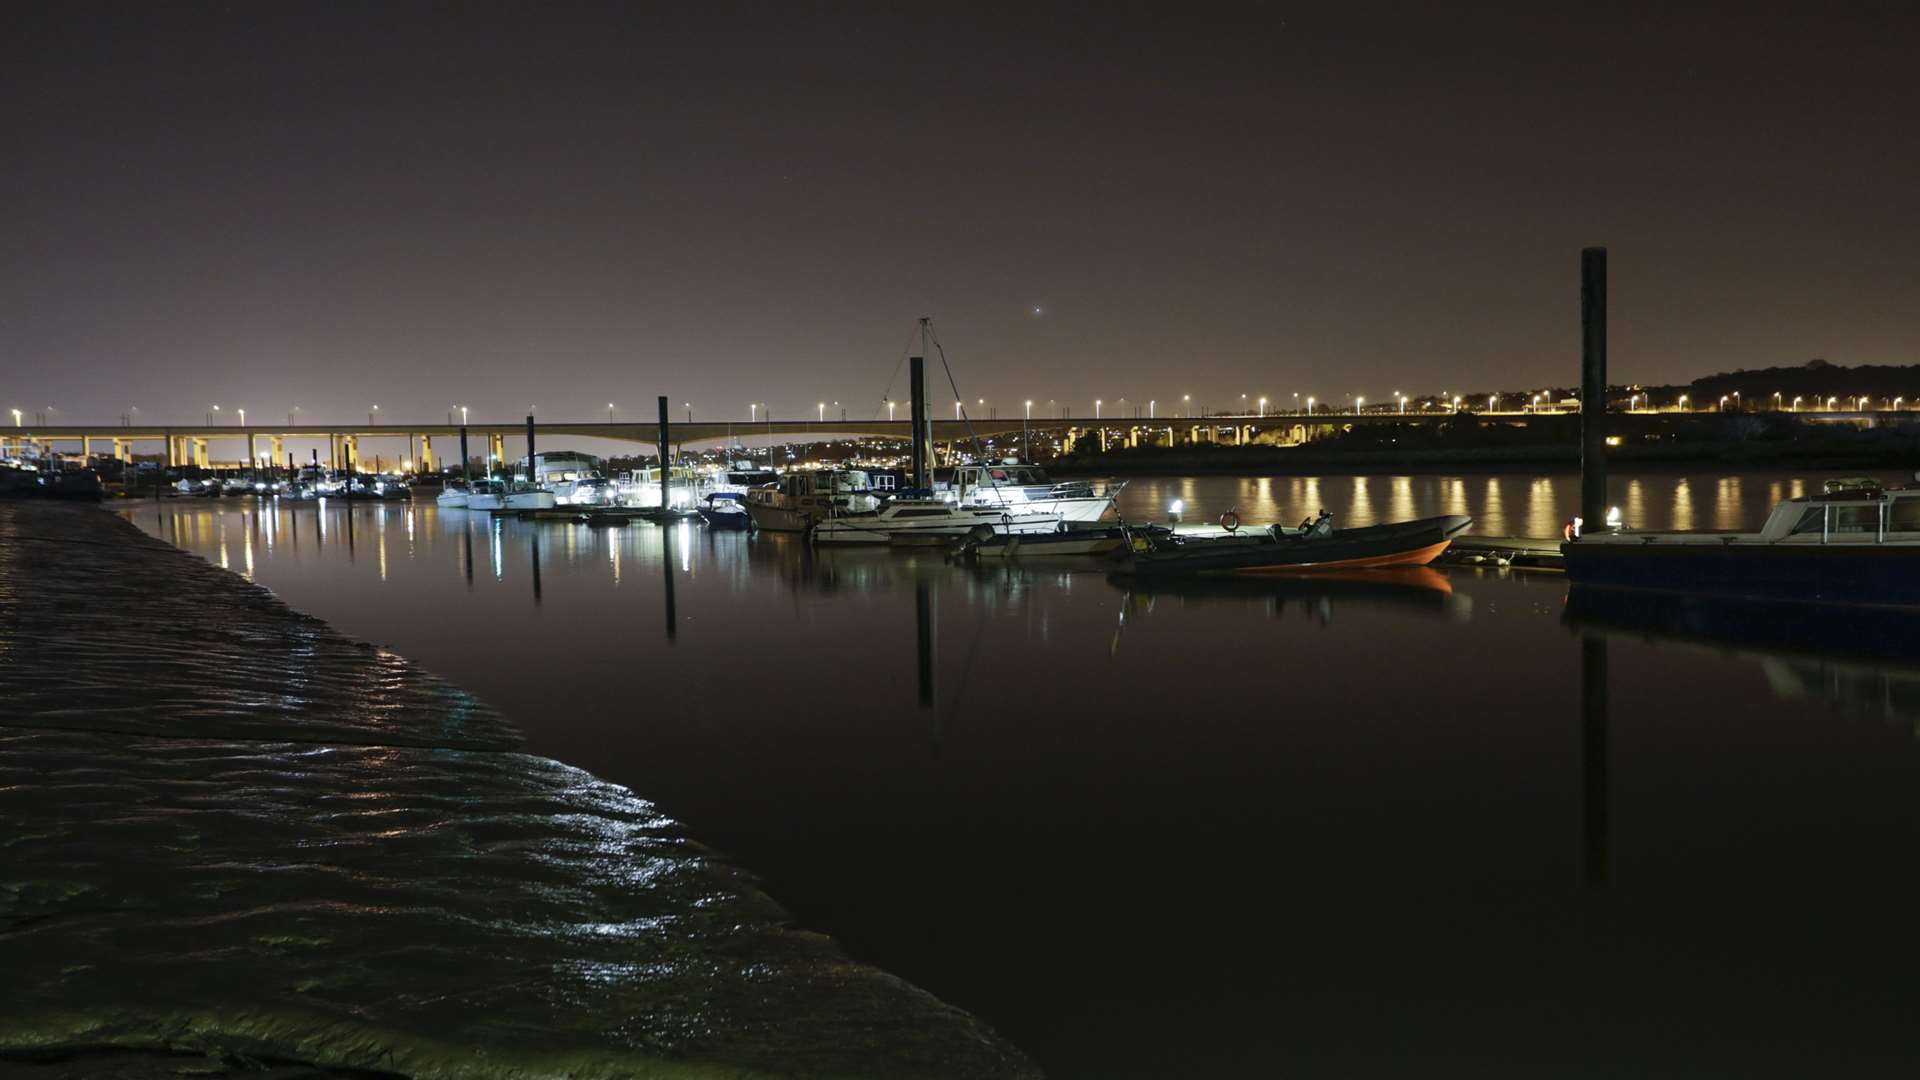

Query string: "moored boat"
[[465, 479, 506, 511], [435, 483, 470, 509], [811, 498, 1061, 544], [745, 469, 878, 532], [699, 491, 752, 530], [1562, 476, 1920, 603], [944, 461, 1122, 523], [957, 523, 1167, 559], [1112, 514, 1472, 577]]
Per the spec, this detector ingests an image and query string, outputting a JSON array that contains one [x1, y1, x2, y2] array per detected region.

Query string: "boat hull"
[[814, 513, 1062, 544], [435, 492, 469, 509], [1562, 540, 1920, 604], [504, 491, 557, 511], [1116, 515, 1471, 577]]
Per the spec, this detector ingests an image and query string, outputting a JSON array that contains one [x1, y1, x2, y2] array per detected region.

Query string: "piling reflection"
[[1566, 586, 1920, 734]]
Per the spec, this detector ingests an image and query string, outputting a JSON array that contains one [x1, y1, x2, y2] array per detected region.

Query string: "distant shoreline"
[[1049, 445, 1920, 478]]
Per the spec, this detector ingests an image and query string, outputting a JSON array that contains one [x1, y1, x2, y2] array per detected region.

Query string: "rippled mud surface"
[[0, 504, 1035, 1079]]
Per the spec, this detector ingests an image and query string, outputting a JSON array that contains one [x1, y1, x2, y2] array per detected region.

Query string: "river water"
[[130, 471, 1920, 1077]]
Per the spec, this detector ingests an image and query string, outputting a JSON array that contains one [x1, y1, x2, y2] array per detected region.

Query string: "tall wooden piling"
[[909, 355, 929, 490], [656, 396, 671, 507], [459, 425, 471, 484], [1580, 247, 1608, 528], [524, 414, 536, 483]]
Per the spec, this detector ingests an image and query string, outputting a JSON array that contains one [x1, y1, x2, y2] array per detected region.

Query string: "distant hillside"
[[1685, 361, 1920, 406]]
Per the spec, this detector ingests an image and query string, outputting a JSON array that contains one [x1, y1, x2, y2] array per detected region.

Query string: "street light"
[[1792, 396, 1803, 411], [289, 405, 300, 426], [1184, 394, 1192, 418], [237, 408, 245, 427], [460, 405, 468, 425], [750, 402, 758, 423], [1678, 394, 1689, 410], [1024, 400, 1033, 420], [9, 409, 19, 427], [1258, 396, 1267, 418], [1306, 396, 1315, 416], [1149, 399, 1156, 419], [369, 404, 379, 426], [818, 402, 826, 423], [607, 402, 615, 424], [686, 402, 693, 423], [1095, 399, 1103, 420], [208, 404, 220, 426], [886, 399, 895, 421], [1356, 396, 1365, 413], [1896, 397, 1906, 411]]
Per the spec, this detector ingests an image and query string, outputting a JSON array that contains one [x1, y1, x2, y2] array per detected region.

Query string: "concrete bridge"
[[4, 408, 1906, 470]]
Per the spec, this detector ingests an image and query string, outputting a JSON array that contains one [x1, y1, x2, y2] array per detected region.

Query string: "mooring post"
[[459, 425, 471, 485], [909, 355, 929, 490], [657, 395, 672, 509], [1580, 247, 1608, 530], [525, 414, 536, 484]]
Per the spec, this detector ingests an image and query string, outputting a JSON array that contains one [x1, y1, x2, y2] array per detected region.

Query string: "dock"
[[1442, 534, 1565, 570]]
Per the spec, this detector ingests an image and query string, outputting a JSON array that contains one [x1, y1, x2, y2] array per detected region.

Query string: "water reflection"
[[1565, 587, 1920, 735], [125, 481, 1920, 1076]]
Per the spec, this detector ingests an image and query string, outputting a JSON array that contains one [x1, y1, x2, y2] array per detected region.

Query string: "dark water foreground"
[[0, 503, 1035, 1078]]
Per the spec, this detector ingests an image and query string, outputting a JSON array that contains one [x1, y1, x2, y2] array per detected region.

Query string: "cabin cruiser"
[[502, 481, 557, 511], [944, 461, 1121, 523], [811, 498, 1062, 544], [465, 479, 506, 511], [1563, 476, 1920, 603], [435, 481, 470, 509], [699, 491, 753, 530], [745, 469, 878, 531], [614, 466, 708, 509], [553, 475, 613, 506]]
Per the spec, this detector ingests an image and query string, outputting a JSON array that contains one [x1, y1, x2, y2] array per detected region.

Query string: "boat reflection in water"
[[1110, 565, 1473, 626], [1565, 586, 1920, 734]]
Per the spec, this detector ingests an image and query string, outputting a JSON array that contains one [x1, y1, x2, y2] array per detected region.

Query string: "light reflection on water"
[[131, 472, 1920, 1076]]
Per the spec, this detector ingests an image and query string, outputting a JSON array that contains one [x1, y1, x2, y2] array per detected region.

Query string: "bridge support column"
[[80, 436, 93, 459], [193, 438, 208, 467], [270, 436, 284, 465], [489, 432, 506, 470], [342, 436, 358, 472], [165, 436, 176, 468], [246, 432, 257, 467], [418, 435, 434, 472]]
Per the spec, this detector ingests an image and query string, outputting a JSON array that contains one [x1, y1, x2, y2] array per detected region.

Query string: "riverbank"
[[1055, 440, 1920, 475], [0, 503, 1036, 1078]]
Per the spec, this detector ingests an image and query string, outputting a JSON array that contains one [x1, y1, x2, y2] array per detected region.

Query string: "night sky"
[[5, 3, 1917, 428]]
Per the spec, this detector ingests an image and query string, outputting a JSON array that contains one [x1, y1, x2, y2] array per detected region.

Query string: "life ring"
[[1220, 508, 1240, 533]]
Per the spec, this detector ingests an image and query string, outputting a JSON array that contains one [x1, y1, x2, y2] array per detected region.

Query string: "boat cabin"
[[1757, 479, 1920, 542]]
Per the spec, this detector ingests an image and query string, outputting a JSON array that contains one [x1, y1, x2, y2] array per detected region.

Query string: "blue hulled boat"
[[1562, 476, 1920, 604]]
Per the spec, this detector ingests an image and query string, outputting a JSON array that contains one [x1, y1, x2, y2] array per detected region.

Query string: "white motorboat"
[[811, 498, 1061, 544], [465, 479, 506, 511], [435, 483, 470, 509], [503, 482, 557, 511], [553, 475, 613, 505], [614, 465, 709, 509], [946, 461, 1121, 523], [745, 469, 878, 532]]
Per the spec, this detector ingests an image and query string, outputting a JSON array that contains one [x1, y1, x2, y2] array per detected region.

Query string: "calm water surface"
[[132, 471, 1920, 1077]]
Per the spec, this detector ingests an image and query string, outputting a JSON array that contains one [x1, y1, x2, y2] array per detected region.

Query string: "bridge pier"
[[418, 435, 435, 472], [192, 438, 208, 468], [270, 436, 284, 465], [343, 435, 358, 472], [246, 432, 257, 467], [489, 432, 506, 471]]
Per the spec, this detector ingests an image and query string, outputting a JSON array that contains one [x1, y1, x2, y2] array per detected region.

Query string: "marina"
[[107, 473, 1920, 1076]]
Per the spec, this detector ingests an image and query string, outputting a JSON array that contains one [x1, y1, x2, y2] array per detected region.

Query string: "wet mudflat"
[[127, 472, 1920, 1078], [0, 503, 1035, 1079]]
